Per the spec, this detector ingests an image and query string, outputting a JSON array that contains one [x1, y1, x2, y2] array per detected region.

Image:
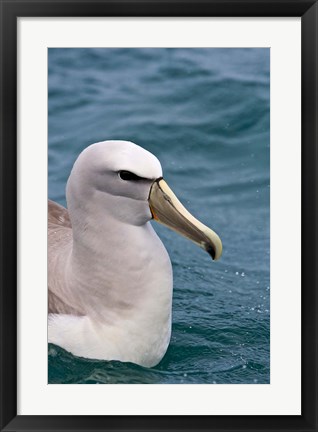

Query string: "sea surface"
[[48, 48, 270, 384]]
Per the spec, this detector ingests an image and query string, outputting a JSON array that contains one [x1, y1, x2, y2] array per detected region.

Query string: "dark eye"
[[118, 170, 146, 181]]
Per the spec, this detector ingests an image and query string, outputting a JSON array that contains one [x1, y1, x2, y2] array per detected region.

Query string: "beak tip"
[[206, 245, 216, 260], [205, 238, 222, 261]]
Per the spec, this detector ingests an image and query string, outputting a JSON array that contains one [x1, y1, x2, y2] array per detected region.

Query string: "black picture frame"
[[1, 1, 317, 431]]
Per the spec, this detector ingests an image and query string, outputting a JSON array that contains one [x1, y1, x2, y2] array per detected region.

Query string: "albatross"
[[48, 140, 222, 367]]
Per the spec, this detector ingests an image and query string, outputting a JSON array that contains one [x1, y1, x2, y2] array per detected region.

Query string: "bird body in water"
[[48, 140, 222, 367]]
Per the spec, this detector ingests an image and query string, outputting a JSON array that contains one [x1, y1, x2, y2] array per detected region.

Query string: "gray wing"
[[48, 200, 83, 316], [48, 199, 72, 229]]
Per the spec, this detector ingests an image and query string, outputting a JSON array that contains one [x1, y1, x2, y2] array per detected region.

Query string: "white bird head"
[[66, 140, 222, 260]]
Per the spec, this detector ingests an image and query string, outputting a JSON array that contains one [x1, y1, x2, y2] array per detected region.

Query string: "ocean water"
[[48, 48, 270, 384]]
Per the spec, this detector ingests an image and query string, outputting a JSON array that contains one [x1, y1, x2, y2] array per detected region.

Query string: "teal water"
[[48, 48, 270, 384]]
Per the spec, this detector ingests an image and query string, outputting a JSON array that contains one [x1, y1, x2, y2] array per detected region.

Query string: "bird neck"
[[68, 213, 173, 326]]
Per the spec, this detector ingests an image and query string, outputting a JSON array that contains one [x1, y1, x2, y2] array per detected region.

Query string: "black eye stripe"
[[118, 170, 147, 181]]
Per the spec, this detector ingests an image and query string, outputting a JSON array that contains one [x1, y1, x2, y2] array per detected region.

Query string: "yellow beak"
[[148, 178, 222, 261]]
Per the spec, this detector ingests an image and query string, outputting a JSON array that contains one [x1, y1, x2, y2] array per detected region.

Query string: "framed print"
[[0, 1, 317, 431]]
